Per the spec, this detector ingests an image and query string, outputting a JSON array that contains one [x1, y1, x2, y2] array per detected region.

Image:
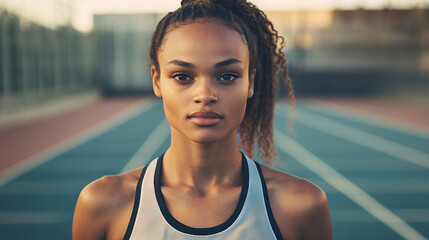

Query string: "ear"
[[248, 68, 256, 98], [151, 66, 162, 98]]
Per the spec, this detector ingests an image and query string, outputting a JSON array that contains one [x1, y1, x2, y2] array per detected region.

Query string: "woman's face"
[[152, 21, 255, 144]]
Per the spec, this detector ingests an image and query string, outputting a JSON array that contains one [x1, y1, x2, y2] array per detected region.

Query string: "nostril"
[[193, 90, 218, 104], [193, 96, 217, 104]]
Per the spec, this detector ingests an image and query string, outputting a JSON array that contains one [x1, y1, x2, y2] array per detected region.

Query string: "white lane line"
[[0, 211, 69, 224], [296, 102, 429, 138], [274, 128, 427, 240], [120, 118, 170, 173], [0, 100, 156, 187], [394, 209, 429, 223], [277, 109, 429, 169]]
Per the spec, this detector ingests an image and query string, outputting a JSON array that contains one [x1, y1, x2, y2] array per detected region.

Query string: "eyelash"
[[171, 73, 239, 82], [218, 73, 239, 82], [172, 73, 192, 82]]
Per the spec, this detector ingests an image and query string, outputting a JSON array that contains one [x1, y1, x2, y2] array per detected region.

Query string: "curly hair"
[[149, 0, 295, 166]]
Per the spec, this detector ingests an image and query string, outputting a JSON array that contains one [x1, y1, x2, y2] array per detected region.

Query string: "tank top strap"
[[125, 157, 162, 239], [125, 153, 282, 239], [245, 156, 283, 239]]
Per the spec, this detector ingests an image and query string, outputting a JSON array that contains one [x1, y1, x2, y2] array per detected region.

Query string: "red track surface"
[[0, 97, 144, 173]]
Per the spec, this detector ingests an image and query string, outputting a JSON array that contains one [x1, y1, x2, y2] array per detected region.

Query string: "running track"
[[0, 97, 428, 239]]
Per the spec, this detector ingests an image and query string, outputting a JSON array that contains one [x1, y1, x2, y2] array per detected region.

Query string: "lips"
[[189, 111, 223, 119], [188, 111, 223, 126]]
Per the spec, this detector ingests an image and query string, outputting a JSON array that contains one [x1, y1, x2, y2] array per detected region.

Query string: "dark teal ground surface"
[[1, 101, 428, 239]]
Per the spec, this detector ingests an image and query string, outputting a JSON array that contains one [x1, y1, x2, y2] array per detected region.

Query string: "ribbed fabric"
[[124, 153, 282, 240]]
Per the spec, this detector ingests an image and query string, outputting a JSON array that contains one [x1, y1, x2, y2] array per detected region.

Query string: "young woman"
[[73, 0, 332, 239]]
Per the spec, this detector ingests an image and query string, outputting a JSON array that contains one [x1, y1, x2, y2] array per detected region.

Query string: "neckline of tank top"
[[153, 151, 250, 236]]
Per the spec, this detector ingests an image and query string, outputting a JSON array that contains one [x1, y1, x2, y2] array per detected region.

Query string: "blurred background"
[[1, 0, 428, 114], [0, 0, 428, 239]]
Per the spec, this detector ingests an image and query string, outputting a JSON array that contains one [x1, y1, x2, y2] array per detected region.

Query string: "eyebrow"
[[167, 58, 242, 68], [167, 60, 196, 68], [215, 58, 242, 68]]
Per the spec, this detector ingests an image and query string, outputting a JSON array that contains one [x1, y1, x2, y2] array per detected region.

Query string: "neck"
[[162, 127, 243, 195]]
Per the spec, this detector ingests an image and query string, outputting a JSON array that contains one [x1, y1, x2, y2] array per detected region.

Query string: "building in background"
[[92, 13, 164, 95], [268, 9, 429, 96]]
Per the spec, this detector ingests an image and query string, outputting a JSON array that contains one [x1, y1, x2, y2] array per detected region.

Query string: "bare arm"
[[261, 165, 332, 240], [298, 188, 332, 240], [72, 177, 113, 240], [73, 169, 141, 240]]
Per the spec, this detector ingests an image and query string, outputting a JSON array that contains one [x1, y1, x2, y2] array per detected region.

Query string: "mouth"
[[188, 111, 223, 126]]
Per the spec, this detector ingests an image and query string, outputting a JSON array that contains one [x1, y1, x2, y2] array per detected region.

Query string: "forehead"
[[158, 21, 249, 66]]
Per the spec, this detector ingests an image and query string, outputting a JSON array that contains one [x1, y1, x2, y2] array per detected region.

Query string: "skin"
[[73, 21, 332, 240]]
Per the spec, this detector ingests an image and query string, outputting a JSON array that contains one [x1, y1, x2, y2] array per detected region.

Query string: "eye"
[[218, 73, 238, 82], [172, 73, 192, 81]]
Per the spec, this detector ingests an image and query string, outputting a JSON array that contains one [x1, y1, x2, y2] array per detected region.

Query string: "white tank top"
[[123, 152, 283, 240]]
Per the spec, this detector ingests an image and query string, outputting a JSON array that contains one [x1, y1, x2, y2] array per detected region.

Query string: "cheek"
[[162, 89, 181, 117], [225, 88, 249, 121], [160, 84, 192, 127]]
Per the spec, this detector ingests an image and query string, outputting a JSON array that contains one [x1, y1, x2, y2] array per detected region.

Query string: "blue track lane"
[[0, 101, 428, 239]]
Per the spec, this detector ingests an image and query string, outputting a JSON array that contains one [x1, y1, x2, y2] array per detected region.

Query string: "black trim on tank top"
[[123, 166, 148, 240], [254, 162, 284, 240], [154, 152, 249, 235]]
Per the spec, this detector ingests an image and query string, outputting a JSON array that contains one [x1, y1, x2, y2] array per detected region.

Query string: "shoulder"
[[259, 163, 328, 215], [258, 163, 332, 240], [72, 167, 144, 240], [77, 168, 142, 212]]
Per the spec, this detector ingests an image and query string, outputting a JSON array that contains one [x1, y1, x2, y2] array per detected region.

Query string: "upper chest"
[[160, 185, 243, 228]]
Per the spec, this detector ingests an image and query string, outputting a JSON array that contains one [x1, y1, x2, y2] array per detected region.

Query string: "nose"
[[193, 79, 218, 105]]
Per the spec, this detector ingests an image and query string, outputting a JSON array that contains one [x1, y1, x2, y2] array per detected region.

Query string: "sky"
[[1, 0, 428, 32]]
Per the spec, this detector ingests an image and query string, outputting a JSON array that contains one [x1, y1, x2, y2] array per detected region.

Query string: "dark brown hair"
[[149, 0, 295, 166]]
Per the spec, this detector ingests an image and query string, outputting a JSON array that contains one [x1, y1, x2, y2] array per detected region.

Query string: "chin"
[[170, 122, 239, 144], [189, 132, 226, 144]]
